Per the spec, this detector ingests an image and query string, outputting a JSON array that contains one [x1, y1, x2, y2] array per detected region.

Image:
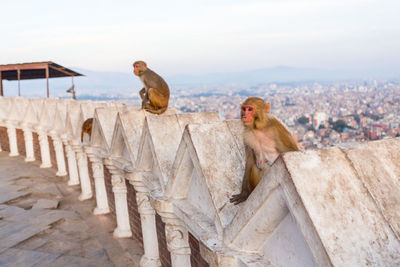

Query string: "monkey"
[[81, 118, 93, 142], [230, 97, 299, 205], [133, 60, 170, 115]]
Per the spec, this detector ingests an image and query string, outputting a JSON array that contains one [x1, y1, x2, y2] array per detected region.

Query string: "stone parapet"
[[1, 96, 399, 267]]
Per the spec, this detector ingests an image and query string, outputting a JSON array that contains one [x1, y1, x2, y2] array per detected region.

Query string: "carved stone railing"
[[1, 96, 399, 267]]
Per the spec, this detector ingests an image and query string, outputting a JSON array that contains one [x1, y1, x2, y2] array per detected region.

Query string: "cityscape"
[[116, 79, 400, 150]]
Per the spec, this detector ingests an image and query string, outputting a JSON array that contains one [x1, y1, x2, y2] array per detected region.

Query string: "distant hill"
[[168, 66, 400, 85], [2, 66, 399, 97]]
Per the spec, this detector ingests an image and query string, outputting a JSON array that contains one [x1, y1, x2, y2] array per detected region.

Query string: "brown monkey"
[[230, 97, 299, 204], [81, 118, 93, 142], [133, 60, 170, 114]]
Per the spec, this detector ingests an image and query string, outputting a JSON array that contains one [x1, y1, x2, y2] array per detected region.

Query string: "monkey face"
[[241, 105, 256, 127], [133, 64, 141, 76]]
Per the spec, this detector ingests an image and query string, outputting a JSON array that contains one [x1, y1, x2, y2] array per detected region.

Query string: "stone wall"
[[0, 96, 399, 267], [33, 132, 41, 162], [104, 166, 115, 216], [189, 233, 210, 267], [16, 128, 25, 156], [156, 213, 172, 267], [126, 179, 143, 247], [0, 126, 10, 152]]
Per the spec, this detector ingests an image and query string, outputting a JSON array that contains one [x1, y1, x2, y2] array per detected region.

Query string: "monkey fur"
[[81, 118, 93, 142], [230, 97, 299, 205], [133, 61, 170, 115]]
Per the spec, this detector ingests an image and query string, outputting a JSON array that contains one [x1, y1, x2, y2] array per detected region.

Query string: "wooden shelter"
[[0, 61, 83, 97]]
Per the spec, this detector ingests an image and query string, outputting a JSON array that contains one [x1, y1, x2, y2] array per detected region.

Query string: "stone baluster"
[[104, 159, 132, 238], [62, 135, 80, 186], [155, 200, 191, 267], [22, 126, 35, 162], [51, 136, 67, 176], [72, 142, 93, 201], [128, 172, 161, 267], [86, 148, 110, 215], [6, 123, 19, 157], [36, 127, 51, 168]]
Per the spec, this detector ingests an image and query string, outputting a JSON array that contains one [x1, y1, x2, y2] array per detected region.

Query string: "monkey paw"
[[230, 192, 249, 205]]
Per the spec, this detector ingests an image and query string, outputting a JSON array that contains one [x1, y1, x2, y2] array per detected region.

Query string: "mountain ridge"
[[2, 66, 399, 97]]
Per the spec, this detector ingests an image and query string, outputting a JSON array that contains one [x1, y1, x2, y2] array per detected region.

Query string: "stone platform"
[[0, 151, 143, 266]]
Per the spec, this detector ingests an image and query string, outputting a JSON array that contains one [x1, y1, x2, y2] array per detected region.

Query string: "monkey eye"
[[242, 106, 254, 112]]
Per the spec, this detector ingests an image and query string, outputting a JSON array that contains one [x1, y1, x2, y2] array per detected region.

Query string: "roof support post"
[[46, 66, 49, 97], [0, 71, 3, 96], [17, 69, 21, 96]]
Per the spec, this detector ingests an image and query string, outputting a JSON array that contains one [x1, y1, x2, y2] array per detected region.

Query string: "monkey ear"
[[264, 102, 271, 113]]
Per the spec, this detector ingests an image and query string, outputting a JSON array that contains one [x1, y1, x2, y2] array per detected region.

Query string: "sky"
[[1, 0, 400, 76]]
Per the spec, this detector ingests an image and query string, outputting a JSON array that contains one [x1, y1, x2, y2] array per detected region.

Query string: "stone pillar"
[[22, 127, 35, 162], [62, 137, 80, 186], [104, 159, 132, 238], [72, 143, 92, 201], [128, 172, 161, 267], [86, 149, 110, 215], [37, 128, 51, 168], [7, 124, 19, 157], [155, 200, 191, 267], [51, 136, 67, 176]]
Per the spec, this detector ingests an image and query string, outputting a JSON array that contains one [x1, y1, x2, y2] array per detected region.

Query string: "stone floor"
[[0, 151, 143, 266]]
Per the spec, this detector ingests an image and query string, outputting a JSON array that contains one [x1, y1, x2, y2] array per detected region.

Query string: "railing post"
[[22, 126, 35, 162], [128, 172, 161, 267], [36, 126, 51, 168], [6, 123, 19, 157], [72, 142, 92, 201], [62, 135, 80, 186], [155, 200, 191, 267], [104, 159, 132, 238], [51, 135, 67, 176], [86, 148, 110, 215]]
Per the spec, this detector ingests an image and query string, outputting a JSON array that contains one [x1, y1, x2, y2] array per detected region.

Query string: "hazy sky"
[[1, 0, 399, 75]]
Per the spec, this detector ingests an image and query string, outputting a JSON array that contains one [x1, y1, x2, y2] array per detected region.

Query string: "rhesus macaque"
[[230, 97, 299, 205], [133, 60, 170, 115], [81, 118, 93, 142]]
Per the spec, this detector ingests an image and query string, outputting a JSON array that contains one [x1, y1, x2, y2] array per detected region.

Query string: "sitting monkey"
[[230, 97, 299, 204], [81, 118, 93, 142], [133, 60, 170, 115]]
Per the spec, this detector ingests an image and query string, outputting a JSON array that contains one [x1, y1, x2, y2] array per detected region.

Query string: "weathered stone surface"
[[0, 248, 60, 266], [90, 106, 127, 153], [283, 147, 400, 266], [139, 112, 221, 194], [0, 152, 141, 266], [32, 199, 59, 209], [36, 99, 58, 132], [21, 99, 40, 128], [111, 108, 147, 168], [0, 98, 12, 124], [0, 190, 30, 204], [173, 122, 241, 226], [343, 138, 400, 239], [109, 107, 176, 170], [168, 121, 243, 250]]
